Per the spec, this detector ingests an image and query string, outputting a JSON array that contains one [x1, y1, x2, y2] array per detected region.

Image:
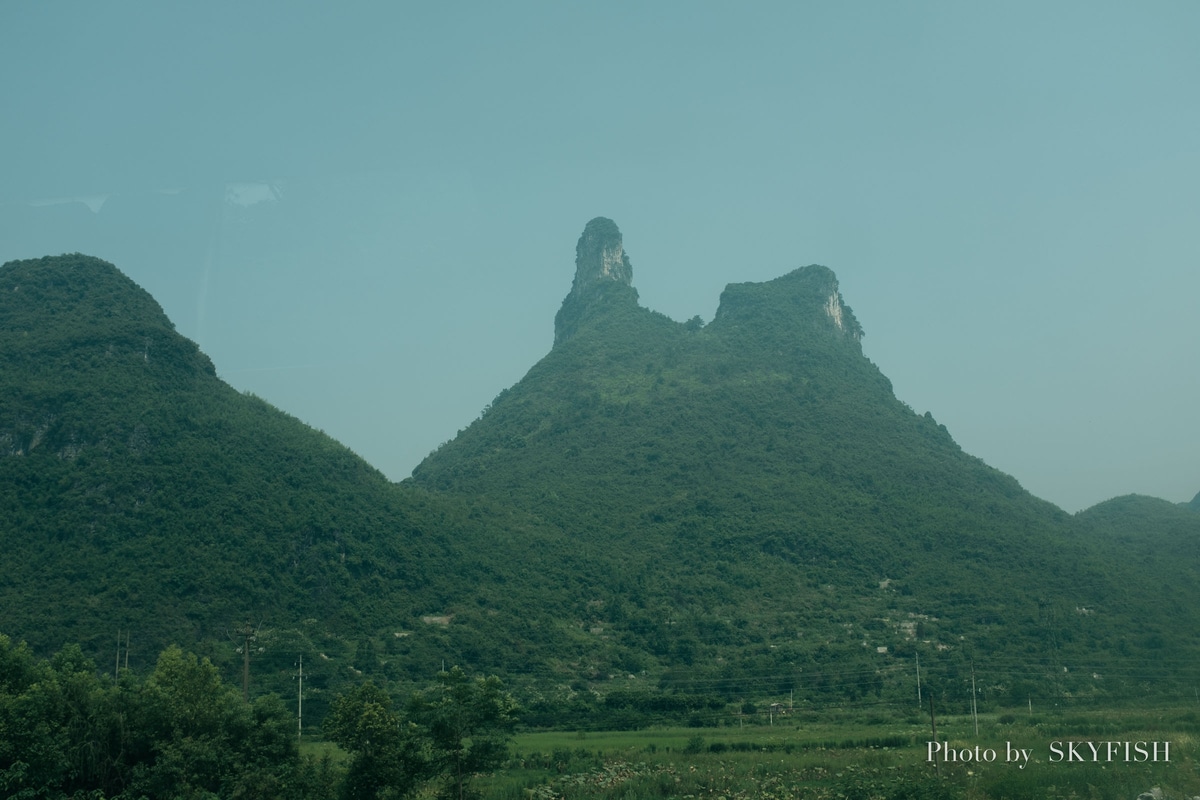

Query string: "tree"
[[325, 682, 428, 800], [407, 668, 518, 800], [327, 670, 517, 800], [132, 645, 304, 799], [0, 637, 328, 799], [0, 635, 69, 798]]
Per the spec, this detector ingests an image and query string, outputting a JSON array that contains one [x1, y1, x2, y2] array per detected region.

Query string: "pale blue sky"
[[3, 2, 1197, 512]]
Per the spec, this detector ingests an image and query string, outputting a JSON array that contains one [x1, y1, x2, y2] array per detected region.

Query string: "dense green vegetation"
[[3, 233, 1199, 795], [0, 255, 631, 711], [0, 635, 517, 799], [495, 707, 1200, 800], [0, 634, 329, 798], [326, 666, 517, 800], [412, 227, 1200, 706], [9, 634, 1197, 799]]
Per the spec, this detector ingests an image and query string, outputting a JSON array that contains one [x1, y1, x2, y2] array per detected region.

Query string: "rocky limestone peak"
[[709, 265, 864, 348], [569, 217, 632, 295], [554, 218, 638, 345]]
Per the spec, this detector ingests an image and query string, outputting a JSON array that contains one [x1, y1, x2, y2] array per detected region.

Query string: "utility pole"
[[236, 621, 257, 702], [916, 653, 922, 705], [929, 696, 939, 777], [296, 655, 304, 740], [113, 630, 131, 678], [971, 661, 979, 737]]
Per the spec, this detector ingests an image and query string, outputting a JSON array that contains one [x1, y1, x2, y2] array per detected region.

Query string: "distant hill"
[[1071, 495, 1200, 659], [1075, 494, 1200, 587]]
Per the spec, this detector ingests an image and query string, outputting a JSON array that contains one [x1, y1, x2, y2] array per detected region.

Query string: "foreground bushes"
[[0, 635, 332, 798], [0, 636, 514, 800]]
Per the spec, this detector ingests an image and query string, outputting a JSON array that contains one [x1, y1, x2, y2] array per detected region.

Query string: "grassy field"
[[297, 704, 1200, 798], [476, 705, 1200, 799]]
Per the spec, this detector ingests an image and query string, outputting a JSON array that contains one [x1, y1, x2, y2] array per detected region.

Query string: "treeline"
[[523, 688, 727, 730], [0, 634, 515, 800], [0, 634, 325, 798]]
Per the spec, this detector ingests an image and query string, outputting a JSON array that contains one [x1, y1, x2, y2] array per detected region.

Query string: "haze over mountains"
[[2, 220, 1198, 718]]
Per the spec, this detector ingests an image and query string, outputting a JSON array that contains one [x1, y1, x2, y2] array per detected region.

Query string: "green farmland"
[[477, 705, 1200, 800]]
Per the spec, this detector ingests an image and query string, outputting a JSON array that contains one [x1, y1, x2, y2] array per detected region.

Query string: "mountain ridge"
[[4, 229, 1198, 714], [411, 218, 1200, 700], [0, 253, 618, 713]]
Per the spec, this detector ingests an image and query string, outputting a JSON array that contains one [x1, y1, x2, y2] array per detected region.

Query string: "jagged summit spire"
[[570, 217, 632, 295], [554, 217, 638, 345]]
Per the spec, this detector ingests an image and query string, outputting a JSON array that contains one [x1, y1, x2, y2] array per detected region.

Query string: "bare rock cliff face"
[[569, 217, 632, 292], [709, 264, 865, 351], [552, 217, 863, 357], [553, 217, 638, 345]]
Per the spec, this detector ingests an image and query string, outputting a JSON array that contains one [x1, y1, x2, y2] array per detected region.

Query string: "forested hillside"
[[412, 218, 1200, 706], [0, 255, 622, 716], [3, 231, 1198, 727]]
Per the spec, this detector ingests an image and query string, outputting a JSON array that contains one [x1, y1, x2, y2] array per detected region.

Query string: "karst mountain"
[[3, 222, 1198, 714]]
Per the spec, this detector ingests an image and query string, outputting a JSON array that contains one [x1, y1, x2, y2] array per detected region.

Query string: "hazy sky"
[[3, 3, 1197, 512]]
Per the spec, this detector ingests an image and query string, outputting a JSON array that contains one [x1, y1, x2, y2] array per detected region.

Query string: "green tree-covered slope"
[[0, 254, 627, 711], [412, 218, 1200, 704], [3, 235, 1197, 720]]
